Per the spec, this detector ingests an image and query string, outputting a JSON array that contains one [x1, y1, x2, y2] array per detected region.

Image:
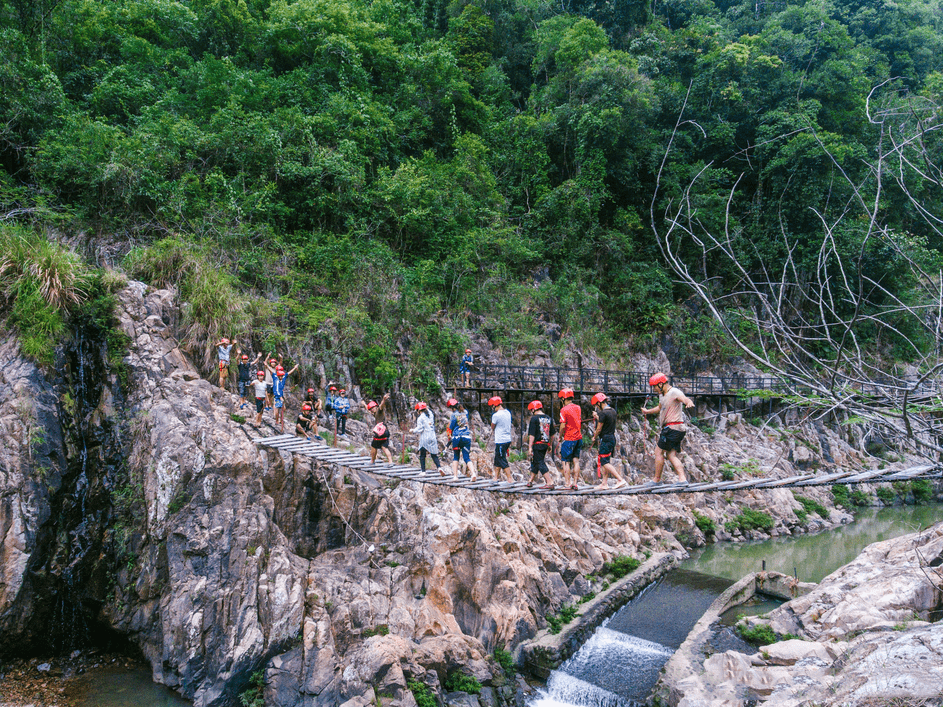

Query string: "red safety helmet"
[[465, 349, 471, 353], [339, 388, 347, 394], [307, 387, 315, 395], [269, 358, 277, 365], [276, 367, 285, 376], [256, 370, 265, 377], [366, 400, 378, 410], [446, 398, 459, 408], [649, 373, 668, 387], [241, 354, 249, 361], [415, 402, 428, 411], [527, 400, 542, 411], [558, 388, 574, 400], [329, 385, 337, 391], [302, 403, 312, 411], [487, 396, 502, 407], [591, 393, 608, 406]]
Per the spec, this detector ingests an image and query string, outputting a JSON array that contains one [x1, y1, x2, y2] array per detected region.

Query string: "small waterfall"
[[529, 570, 733, 707]]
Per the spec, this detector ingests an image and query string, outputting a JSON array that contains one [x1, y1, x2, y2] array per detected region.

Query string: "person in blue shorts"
[[270, 361, 299, 433], [459, 349, 474, 387], [558, 388, 584, 489], [447, 398, 477, 480], [334, 388, 351, 437]]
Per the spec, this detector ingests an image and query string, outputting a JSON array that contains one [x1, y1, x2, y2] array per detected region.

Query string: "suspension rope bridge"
[[255, 434, 942, 496]]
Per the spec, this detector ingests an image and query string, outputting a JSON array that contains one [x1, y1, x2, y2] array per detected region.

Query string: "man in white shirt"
[[641, 373, 694, 484], [489, 397, 514, 483]]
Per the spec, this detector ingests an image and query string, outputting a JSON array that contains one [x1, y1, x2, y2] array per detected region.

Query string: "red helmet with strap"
[[446, 398, 459, 408], [558, 388, 574, 400], [414, 402, 428, 411], [366, 400, 378, 410], [649, 373, 668, 387], [528, 400, 542, 411], [591, 393, 607, 405], [487, 396, 502, 407]]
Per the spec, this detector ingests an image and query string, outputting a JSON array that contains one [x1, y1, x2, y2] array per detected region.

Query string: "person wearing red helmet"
[[642, 373, 694, 484], [526, 400, 556, 489], [262, 353, 283, 410], [296, 403, 318, 440], [270, 360, 300, 433], [303, 387, 323, 424], [334, 387, 351, 437], [446, 398, 477, 480], [251, 370, 267, 427], [488, 396, 513, 483], [590, 393, 627, 490], [557, 389, 584, 490], [411, 402, 443, 475], [235, 349, 261, 408], [365, 393, 393, 464], [459, 349, 474, 387]]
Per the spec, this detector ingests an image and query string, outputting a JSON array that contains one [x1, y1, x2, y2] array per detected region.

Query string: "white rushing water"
[[529, 625, 675, 707]]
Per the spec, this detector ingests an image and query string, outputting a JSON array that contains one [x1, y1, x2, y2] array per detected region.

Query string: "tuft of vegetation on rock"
[[725, 509, 774, 534]]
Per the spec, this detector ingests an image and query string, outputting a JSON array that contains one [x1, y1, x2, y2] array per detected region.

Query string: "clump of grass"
[[693, 511, 716, 537], [832, 484, 850, 508], [850, 488, 870, 507], [911, 479, 933, 504], [408, 680, 437, 707], [0, 227, 92, 365], [876, 486, 897, 505], [125, 236, 253, 369], [601, 555, 641, 579], [362, 625, 390, 638], [793, 494, 828, 519], [735, 621, 776, 646], [444, 672, 481, 694], [725, 508, 774, 533], [493, 646, 515, 677]]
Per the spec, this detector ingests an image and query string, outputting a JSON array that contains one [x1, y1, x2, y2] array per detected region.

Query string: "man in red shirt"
[[558, 388, 584, 490]]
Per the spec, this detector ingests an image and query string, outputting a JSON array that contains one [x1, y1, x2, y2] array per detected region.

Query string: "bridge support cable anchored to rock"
[[254, 435, 943, 496]]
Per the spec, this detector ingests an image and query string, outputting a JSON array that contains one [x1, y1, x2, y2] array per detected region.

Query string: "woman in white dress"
[[411, 402, 443, 475]]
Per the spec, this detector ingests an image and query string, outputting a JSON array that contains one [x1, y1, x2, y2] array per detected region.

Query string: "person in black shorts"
[[295, 403, 317, 439], [590, 393, 627, 490], [526, 400, 556, 488], [642, 373, 695, 483], [235, 350, 261, 408]]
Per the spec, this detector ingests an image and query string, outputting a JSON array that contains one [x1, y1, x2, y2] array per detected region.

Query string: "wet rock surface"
[[659, 523, 943, 707], [0, 281, 933, 706]]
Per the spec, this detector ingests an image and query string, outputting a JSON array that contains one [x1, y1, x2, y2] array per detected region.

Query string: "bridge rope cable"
[[255, 435, 942, 496]]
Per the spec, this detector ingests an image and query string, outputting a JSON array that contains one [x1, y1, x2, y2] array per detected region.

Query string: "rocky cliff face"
[[0, 282, 897, 706]]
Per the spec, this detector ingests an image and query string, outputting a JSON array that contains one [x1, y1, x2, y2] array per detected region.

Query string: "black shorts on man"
[[657, 426, 686, 452], [530, 445, 549, 475], [494, 442, 510, 468], [598, 434, 616, 462]]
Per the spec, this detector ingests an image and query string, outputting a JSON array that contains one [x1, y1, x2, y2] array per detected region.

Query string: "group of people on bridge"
[[214, 339, 696, 487]]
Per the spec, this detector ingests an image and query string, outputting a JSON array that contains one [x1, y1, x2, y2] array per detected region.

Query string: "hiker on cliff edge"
[[642, 373, 694, 484], [590, 393, 627, 490], [459, 349, 473, 387], [215, 337, 236, 391], [365, 394, 394, 464], [526, 400, 556, 489]]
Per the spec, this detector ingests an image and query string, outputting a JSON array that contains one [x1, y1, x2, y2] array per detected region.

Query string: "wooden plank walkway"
[[255, 435, 943, 496]]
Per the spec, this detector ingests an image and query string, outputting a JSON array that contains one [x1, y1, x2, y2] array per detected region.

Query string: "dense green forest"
[[1, 0, 942, 393]]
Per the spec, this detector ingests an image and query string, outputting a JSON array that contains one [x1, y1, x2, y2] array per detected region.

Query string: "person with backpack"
[[489, 396, 514, 483], [446, 398, 477, 480], [365, 393, 394, 464], [411, 402, 443, 475], [526, 400, 556, 489], [590, 393, 627, 490], [642, 373, 694, 484]]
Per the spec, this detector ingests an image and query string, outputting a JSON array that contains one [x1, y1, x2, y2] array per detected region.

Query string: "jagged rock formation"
[[660, 523, 943, 706], [0, 281, 909, 706]]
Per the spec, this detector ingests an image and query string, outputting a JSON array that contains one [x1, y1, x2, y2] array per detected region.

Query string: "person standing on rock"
[[251, 370, 268, 427], [489, 397, 514, 483], [334, 387, 351, 438], [642, 373, 694, 484], [459, 349, 474, 387], [263, 354, 281, 410], [558, 388, 584, 490], [365, 394, 394, 464], [215, 337, 236, 390], [271, 362, 300, 433], [526, 400, 556, 489], [446, 398, 477, 480], [235, 350, 261, 408], [590, 393, 628, 490], [411, 402, 443, 475]]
